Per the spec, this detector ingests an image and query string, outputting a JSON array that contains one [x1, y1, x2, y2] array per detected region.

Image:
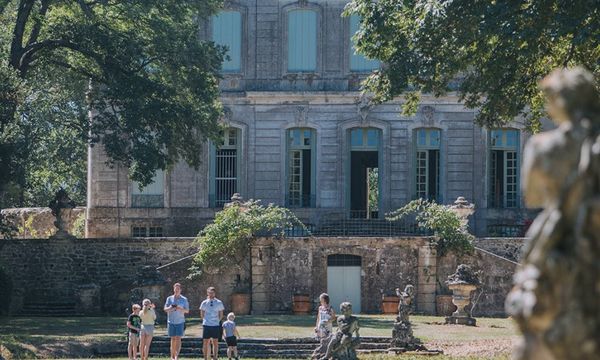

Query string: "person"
[[314, 293, 335, 339], [164, 283, 190, 360], [200, 287, 225, 360], [139, 298, 156, 360], [127, 304, 142, 360], [222, 312, 240, 360]]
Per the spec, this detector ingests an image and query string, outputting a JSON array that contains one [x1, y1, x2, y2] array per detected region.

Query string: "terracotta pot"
[[292, 294, 311, 314], [436, 295, 457, 316], [381, 295, 400, 314], [231, 293, 251, 315]]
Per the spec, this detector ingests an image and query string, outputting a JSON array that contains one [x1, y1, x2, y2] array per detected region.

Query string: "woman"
[[314, 293, 335, 339], [139, 298, 156, 360]]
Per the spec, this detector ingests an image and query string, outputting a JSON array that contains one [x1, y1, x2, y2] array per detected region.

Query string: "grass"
[[0, 315, 517, 359]]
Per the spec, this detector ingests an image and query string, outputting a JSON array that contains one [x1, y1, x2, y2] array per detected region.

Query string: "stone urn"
[[448, 283, 477, 321], [445, 264, 479, 326]]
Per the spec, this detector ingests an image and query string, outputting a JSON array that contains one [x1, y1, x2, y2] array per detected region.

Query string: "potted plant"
[[435, 279, 457, 317], [445, 264, 481, 326], [292, 293, 311, 315]]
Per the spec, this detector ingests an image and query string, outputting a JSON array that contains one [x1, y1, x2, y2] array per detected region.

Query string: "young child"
[[314, 293, 335, 339], [127, 304, 142, 360], [222, 312, 240, 360]]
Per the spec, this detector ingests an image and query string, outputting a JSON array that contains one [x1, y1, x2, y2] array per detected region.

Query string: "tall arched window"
[[286, 128, 316, 207], [212, 11, 242, 72], [288, 9, 317, 72], [489, 129, 519, 208], [210, 128, 241, 207], [415, 128, 441, 201]]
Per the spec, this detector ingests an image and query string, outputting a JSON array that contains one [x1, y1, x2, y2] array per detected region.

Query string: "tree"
[[345, 0, 600, 131], [0, 0, 226, 207]]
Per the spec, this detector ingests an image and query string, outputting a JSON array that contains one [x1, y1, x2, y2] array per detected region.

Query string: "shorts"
[[225, 336, 237, 347], [168, 322, 185, 337], [203, 325, 221, 339], [128, 332, 140, 346], [140, 324, 154, 337]]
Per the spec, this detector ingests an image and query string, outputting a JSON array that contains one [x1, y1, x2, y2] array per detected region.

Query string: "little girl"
[[138, 299, 156, 360], [314, 293, 335, 339]]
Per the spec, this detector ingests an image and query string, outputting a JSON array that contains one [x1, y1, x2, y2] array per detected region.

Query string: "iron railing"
[[285, 218, 430, 237], [131, 194, 164, 208], [487, 224, 527, 237]]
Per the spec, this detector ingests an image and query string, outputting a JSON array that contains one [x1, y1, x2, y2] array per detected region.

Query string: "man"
[[164, 283, 190, 360], [200, 287, 225, 360]]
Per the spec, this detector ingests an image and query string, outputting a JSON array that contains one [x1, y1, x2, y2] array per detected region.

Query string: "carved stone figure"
[[506, 68, 600, 360], [391, 284, 420, 348], [48, 188, 76, 239], [313, 302, 360, 360]]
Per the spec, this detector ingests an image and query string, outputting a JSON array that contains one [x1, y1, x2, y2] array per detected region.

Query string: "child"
[[314, 293, 335, 339], [222, 312, 240, 360], [127, 304, 142, 360]]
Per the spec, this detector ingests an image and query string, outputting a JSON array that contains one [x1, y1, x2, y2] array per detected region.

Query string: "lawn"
[[0, 315, 518, 359]]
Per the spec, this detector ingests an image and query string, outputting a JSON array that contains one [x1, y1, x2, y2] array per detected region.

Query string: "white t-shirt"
[[199, 298, 224, 326]]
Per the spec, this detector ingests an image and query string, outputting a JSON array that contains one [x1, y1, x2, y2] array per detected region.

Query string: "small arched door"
[[327, 254, 361, 313]]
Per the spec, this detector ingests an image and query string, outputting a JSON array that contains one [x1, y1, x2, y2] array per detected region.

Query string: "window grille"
[[287, 128, 315, 208], [489, 129, 519, 208], [131, 226, 163, 238], [213, 128, 239, 207]]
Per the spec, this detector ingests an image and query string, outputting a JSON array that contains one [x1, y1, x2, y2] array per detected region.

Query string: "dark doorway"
[[350, 151, 378, 218]]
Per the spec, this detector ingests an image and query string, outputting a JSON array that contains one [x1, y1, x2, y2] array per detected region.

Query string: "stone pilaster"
[[417, 243, 437, 314]]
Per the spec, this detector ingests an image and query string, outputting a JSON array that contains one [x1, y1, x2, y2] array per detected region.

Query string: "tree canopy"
[[0, 0, 225, 207], [346, 0, 600, 131]]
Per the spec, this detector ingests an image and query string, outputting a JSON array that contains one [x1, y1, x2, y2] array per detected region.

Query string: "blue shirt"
[[199, 298, 224, 326], [222, 320, 236, 337], [164, 295, 189, 325]]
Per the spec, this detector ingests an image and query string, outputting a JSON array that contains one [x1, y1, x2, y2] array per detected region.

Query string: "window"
[[287, 128, 316, 207], [131, 170, 164, 208], [415, 128, 441, 201], [489, 129, 519, 208], [288, 10, 317, 72], [212, 11, 242, 72], [210, 128, 240, 207], [132, 226, 163, 238], [350, 128, 380, 150], [349, 15, 379, 72]]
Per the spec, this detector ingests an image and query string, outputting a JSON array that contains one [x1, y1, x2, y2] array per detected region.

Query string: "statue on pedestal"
[[48, 188, 76, 239], [313, 302, 360, 360]]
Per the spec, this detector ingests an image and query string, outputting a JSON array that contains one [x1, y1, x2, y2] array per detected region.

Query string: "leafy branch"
[[190, 200, 307, 278], [387, 199, 474, 255]]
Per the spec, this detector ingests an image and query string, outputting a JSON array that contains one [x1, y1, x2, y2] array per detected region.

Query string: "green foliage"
[[345, 0, 600, 131], [387, 199, 474, 255], [0, 212, 16, 239], [191, 200, 306, 278], [1, 0, 225, 207], [71, 212, 86, 238]]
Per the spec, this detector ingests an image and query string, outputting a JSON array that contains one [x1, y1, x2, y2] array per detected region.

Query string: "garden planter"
[[231, 293, 251, 315], [381, 295, 400, 314], [445, 283, 477, 326], [436, 295, 457, 317], [292, 294, 311, 314]]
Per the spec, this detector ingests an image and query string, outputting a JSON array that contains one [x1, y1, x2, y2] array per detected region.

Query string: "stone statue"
[[313, 302, 360, 360], [48, 188, 76, 239], [506, 68, 600, 360], [396, 285, 414, 323], [391, 284, 421, 349]]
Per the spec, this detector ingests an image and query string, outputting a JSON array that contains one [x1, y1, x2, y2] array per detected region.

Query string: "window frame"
[[488, 128, 521, 209], [208, 6, 247, 76], [209, 127, 242, 208], [286, 128, 317, 208], [347, 14, 380, 73], [130, 170, 166, 208], [282, 3, 322, 76], [414, 128, 441, 202]]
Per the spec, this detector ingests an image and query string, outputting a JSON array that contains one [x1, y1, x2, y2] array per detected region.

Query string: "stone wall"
[[1, 207, 86, 238], [0, 237, 245, 317], [0, 236, 524, 317]]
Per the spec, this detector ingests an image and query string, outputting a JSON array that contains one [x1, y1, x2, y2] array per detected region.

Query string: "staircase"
[[19, 302, 80, 316], [97, 336, 392, 358]]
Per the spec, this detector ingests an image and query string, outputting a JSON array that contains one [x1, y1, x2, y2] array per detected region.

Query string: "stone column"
[[250, 242, 272, 314], [416, 243, 437, 314]]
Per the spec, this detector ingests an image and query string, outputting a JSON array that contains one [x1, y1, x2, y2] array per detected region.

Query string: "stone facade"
[[86, 0, 539, 239], [0, 236, 523, 316]]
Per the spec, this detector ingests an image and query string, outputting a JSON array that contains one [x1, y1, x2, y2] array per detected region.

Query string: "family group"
[[125, 284, 240, 360]]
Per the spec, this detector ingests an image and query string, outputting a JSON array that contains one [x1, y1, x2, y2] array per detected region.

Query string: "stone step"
[[150, 336, 392, 344], [148, 342, 389, 351]]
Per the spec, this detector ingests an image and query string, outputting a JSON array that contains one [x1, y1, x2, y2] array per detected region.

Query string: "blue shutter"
[[288, 10, 317, 72], [212, 11, 242, 72], [349, 15, 379, 72]]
